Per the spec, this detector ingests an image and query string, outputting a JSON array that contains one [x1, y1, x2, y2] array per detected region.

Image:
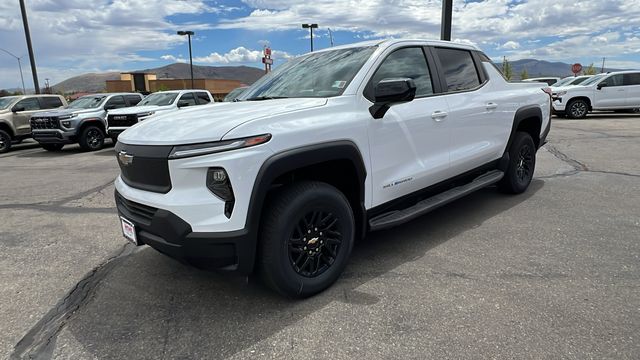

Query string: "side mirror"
[[12, 106, 25, 113], [177, 101, 190, 108], [597, 83, 607, 90], [369, 78, 417, 119]]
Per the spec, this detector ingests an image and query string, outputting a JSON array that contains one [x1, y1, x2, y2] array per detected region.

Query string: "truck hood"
[[32, 107, 99, 117], [118, 98, 327, 145], [108, 104, 172, 115]]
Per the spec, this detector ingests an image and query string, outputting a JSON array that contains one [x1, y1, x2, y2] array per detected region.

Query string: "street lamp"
[[0, 48, 26, 94], [301, 24, 318, 52], [176, 30, 195, 89]]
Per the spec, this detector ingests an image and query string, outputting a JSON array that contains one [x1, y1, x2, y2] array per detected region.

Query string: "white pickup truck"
[[106, 89, 214, 141], [114, 39, 551, 297]]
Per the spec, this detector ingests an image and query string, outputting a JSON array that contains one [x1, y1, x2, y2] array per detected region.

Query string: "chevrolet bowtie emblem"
[[118, 151, 134, 166]]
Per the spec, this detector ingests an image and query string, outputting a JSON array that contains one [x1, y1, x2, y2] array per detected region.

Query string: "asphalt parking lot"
[[1, 114, 639, 359]]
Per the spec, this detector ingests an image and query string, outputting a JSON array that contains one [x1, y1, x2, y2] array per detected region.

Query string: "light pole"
[[177, 30, 195, 89], [441, 0, 453, 41], [328, 28, 334, 47], [302, 24, 318, 52], [19, 0, 39, 93], [0, 48, 26, 94]]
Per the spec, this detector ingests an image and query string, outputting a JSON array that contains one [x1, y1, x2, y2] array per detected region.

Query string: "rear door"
[[433, 47, 510, 175], [12, 97, 42, 135], [365, 46, 451, 206], [125, 95, 143, 107], [593, 74, 626, 108], [195, 91, 212, 105], [623, 73, 640, 108]]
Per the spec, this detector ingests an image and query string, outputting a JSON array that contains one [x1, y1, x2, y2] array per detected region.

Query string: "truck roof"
[[315, 38, 481, 53]]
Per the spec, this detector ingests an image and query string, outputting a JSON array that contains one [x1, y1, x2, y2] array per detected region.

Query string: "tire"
[[109, 135, 118, 144], [78, 125, 105, 151], [259, 181, 355, 298], [0, 130, 11, 153], [498, 132, 536, 194], [566, 99, 589, 119], [41, 143, 64, 151]]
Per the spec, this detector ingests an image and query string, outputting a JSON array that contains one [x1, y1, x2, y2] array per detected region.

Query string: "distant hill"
[[52, 63, 264, 94], [509, 59, 624, 80]]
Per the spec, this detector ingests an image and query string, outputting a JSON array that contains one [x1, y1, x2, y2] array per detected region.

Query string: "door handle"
[[486, 102, 498, 110], [431, 111, 448, 121]]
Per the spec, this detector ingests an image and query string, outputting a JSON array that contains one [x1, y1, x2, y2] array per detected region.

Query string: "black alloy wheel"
[[515, 143, 534, 186], [79, 125, 105, 151], [498, 131, 536, 194], [567, 99, 588, 119], [288, 210, 342, 278], [0, 130, 10, 153]]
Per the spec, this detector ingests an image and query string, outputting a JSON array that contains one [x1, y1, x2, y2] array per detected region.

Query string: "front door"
[[12, 97, 42, 136], [364, 46, 451, 207], [593, 74, 626, 109]]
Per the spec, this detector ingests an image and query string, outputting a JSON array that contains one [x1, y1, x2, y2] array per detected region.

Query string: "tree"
[[583, 63, 597, 75], [520, 66, 529, 80], [502, 56, 513, 81]]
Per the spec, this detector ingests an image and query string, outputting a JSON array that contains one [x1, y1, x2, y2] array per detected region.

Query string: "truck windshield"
[[138, 93, 178, 106], [240, 46, 376, 100], [69, 96, 106, 109], [580, 74, 607, 86], [0, 96, 18, 110]]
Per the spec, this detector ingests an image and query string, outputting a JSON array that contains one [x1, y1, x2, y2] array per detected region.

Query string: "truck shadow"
[[61, 181, 543, 359], [16, 142, 116, 158]]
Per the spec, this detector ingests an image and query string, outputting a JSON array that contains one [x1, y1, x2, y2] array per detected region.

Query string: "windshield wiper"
[[245, 96, 289, 101]]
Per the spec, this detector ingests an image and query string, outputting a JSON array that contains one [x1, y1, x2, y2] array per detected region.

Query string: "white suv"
[[106, 89, 214, 141], [552, 71, 640, 118], [114, 39, 551, 297]]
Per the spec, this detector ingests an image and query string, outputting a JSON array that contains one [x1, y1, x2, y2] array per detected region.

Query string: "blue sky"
[[0, 0, 639, 89]]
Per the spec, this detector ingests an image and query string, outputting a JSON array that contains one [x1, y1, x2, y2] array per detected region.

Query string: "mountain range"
[[7, 59, 627, 94]]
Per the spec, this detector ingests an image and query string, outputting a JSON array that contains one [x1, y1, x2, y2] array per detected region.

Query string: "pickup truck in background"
[[114, 39, 551, 298], [30, 93, 142, 151], [106, 89, 214, 141]]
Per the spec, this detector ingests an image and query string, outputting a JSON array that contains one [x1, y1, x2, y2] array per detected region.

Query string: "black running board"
[[368, 170, 504, 231]]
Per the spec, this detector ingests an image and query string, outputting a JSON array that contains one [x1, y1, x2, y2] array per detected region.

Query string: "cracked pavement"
[[1, 114, 639, 359]]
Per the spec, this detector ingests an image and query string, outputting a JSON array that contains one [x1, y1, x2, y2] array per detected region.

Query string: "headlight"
[[61, 120, 72, 127], [168, 134, 272, 159], [57, 113, 78, 120], [137, 111, 155, 117], [555, 91, 567, 96]]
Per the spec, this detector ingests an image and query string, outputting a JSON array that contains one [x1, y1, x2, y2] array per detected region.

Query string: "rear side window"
[[366, 47, 434, 100], [623, 73, 640, 85], [600, 74, 623, 87], [179, 93, 198, 106], [435, 48, 481, 92], [14, 97, 41, 111], [39, 96, 63, 109], [125, 95, 142, 106], [195, 92, 211, 104]]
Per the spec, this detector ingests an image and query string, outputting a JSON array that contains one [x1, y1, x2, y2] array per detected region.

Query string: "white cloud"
[[499, 41, 521, 50], [192, 46, 294, 64], [160, 55, 187, 63]]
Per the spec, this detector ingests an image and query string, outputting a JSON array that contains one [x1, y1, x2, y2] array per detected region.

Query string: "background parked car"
[[551, 75, 592, 88], [523, 77, 561, 86], [30, 93, 142, 152], [0, 94, 67, 153], [106, 89, 213, 141]]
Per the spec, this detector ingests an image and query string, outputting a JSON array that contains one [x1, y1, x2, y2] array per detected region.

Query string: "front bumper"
[[552, 98, 566, 112], [31, 129, 77, 144], [115, 190, 252, 272], [107, 127, 128, 139]]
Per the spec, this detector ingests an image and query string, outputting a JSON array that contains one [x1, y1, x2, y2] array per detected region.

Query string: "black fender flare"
[[238, 140, 367, 274], [77, 118, 106, 134], [507, 105, 543, 150]]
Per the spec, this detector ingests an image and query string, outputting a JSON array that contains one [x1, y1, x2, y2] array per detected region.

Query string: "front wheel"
[[41, 143, 64, 151], [0, 130, 11, 153], [498, 132, 536, 194], [79, 125, 105, 151], [566, 99, 589, 119], [259, 181, 355, 298]]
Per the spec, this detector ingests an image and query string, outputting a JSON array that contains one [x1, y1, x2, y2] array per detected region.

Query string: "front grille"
[[108, 114, 138, 127], [115, 192, 157, 226], [115, 142, 173, 193], [30, 117, 59, 129]]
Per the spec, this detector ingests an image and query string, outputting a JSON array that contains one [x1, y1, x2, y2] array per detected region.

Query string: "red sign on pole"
[[571, 63, 582, 75], [264, 47, 271, 56]]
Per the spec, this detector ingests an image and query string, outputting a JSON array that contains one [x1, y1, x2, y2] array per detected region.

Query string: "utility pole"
[[601, 57, 606, 73], [302, 24, 318, 52], [0, 48, 26, 94], [19, 0, 40, 93], [441, 0, 453, 41], [328, 28, 334, 47]]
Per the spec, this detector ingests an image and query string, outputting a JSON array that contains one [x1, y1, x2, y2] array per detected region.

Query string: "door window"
[[105, 95, 126, 109], [39, 97, 63, 109], [14, 97, 41, 111], [125, 95, 142, 106], [195, 92, 211, 104], [600, 74, 623, 87], [178, 93, 197, 106], [366, 47, 434, 100], [623, 73, 640, 86], [435, 48, 481, 92]]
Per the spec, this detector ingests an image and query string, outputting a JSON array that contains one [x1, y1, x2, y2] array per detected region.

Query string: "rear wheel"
[[0, 130, 11, 153], [259, 181, 355, 298], [498, 132, 536, 194], [79, 125, 105, 151], [566, 99, 589, 119], [41, 143, 64, 151]]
